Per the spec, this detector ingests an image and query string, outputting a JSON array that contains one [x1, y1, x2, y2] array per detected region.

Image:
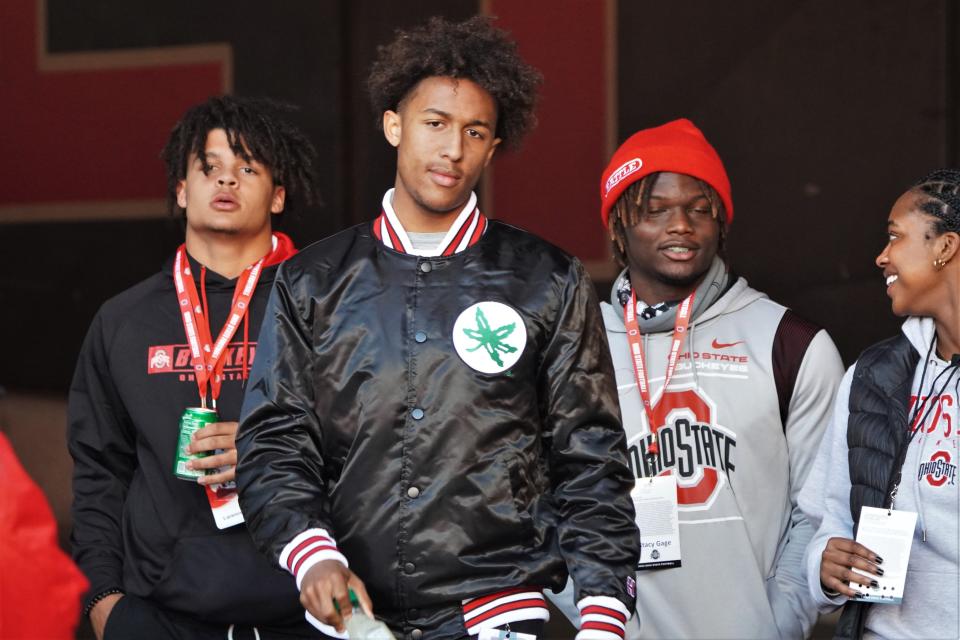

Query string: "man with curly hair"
[[68, 95, 320, 639], [236, 15, 640, 640]]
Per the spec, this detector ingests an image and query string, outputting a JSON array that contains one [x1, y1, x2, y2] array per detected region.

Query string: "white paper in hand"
[[853, 506, 918, 604], [345, 609, 394, 639]]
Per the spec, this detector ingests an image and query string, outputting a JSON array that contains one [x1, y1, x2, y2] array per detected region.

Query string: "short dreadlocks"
[[160, 95, 320, 218], [607, 172, 727, 267], [912, 169, 960, 236], [367, 15, 542, 149]]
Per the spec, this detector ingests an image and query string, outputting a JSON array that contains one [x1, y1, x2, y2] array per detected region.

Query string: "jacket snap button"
[[414, 331, 427, 343], [419, 262, 432, 273], [411, 408, 424, 420], [404, 562, 416, 574], [411, 629, 423, 640], [407, 486, 420, 498]]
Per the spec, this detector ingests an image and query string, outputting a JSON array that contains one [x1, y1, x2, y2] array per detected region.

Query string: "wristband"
[[83, 588, 124, 617]]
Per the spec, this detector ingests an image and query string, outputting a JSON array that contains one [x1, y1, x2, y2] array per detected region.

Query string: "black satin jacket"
[[236, 221, 639, 632]]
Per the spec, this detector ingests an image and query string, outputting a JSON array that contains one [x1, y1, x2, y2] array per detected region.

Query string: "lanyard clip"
[[887, 483, 899, 514]]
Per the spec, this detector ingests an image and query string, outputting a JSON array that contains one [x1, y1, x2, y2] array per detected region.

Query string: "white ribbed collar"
[[374, 189, 486, 257]]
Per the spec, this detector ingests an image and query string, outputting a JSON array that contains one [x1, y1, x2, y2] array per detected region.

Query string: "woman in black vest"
[[799, 170, 960, 640]]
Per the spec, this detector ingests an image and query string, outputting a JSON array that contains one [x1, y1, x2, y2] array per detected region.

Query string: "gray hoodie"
[[550, 268, 844, 639], [800, 317, 960, 640]]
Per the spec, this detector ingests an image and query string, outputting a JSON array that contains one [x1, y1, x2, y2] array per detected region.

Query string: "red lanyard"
[[173, 246, 265, 409], [624, 291, 694, 454]]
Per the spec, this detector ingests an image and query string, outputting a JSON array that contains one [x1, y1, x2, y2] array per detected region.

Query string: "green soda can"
[[174, 407, 217, 480]]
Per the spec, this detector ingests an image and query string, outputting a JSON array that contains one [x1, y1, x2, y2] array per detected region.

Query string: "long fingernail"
[[870, 580, 879, 588], [877, 567, 884, 576], [875, 556, 883, 564]]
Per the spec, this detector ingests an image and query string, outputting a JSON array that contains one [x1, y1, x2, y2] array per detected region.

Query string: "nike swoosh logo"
[[711, 339, 745, 349]]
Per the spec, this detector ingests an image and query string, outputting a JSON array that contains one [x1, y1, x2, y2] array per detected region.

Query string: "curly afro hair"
[[161, 95, 320, 218], [367, 15, 542, 149]]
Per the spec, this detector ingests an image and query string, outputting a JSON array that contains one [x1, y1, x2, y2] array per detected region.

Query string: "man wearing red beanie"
[[551, 118, 844, 639]]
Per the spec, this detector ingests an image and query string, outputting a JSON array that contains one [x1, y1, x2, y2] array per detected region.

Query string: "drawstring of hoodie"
[[912, 410, 928, 542], [226, 624, 260, 640], [910, 355, 936, 543], [905, 355, 960, 542]]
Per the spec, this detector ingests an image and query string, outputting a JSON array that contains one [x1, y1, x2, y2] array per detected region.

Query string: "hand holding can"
[[173, 407, 217, 481], [186, 420, 240, 486]]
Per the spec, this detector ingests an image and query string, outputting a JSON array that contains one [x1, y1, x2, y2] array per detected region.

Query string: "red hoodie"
[[0, 432, 88, 638]]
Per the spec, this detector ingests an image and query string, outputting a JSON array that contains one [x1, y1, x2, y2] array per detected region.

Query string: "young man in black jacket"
[[68, 96, 319, 640], [236, 17, 640, 640]]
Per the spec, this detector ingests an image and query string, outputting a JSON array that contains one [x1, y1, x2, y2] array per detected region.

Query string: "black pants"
[[102, 595, 319, 640]]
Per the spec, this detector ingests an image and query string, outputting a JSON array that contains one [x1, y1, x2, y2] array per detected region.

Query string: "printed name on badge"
[[633, 475, 682, 569]]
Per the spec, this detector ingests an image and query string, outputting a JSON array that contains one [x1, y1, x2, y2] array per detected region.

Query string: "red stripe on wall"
[[1, 0, 227, 207], [484, 1, 612, 263]]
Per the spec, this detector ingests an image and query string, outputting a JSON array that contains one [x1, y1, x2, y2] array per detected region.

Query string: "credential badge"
[[452, 301, 527, 374]]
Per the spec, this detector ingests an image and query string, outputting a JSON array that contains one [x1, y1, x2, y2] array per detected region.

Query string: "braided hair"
[[912, 169, 960, 235], [161, 95, 320, 218], [607, 172, 727, 267], [367, 16, 542, 149]]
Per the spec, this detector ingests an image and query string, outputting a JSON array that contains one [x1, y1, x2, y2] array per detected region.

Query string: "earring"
[[934, 258, 947, 270]]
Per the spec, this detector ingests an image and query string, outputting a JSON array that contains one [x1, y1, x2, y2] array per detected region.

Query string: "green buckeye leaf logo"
[[452, 302, 527, 374], [462, 307, 517, 367]]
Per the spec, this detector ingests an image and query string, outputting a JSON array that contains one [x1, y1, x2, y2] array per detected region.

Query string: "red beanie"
[[600, 118, 733, 228]]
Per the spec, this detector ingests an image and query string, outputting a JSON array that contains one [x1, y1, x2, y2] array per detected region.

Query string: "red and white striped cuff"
[[279, 528, 348, 590], [575, 596, 629, 640], [462, 587, 550, 636]]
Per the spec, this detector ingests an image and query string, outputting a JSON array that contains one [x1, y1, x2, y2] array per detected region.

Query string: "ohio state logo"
[[626, 386, 737, 510], [918, 450, 957, 487], [452, 301, 527, 374], [148, 346, 173, 373]]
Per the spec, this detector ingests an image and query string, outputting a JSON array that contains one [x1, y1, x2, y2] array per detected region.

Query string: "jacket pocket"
[[453, 455, 539, 563]]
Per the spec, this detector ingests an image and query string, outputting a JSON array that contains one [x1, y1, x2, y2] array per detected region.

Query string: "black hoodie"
[[68, 248, 304, 627]]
